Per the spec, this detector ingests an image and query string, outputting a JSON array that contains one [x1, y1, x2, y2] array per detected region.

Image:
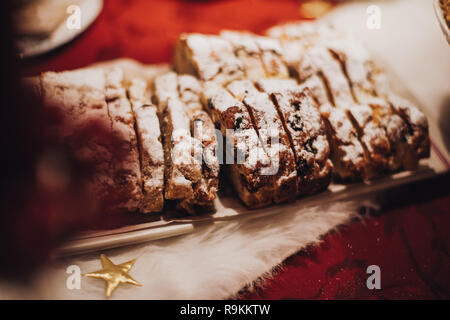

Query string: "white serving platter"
[[17, 0, 103, 58]]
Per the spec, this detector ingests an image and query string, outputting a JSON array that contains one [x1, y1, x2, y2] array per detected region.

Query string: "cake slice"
[[160, 96, 202, 202], [253, 35, 289, 78], [174, 33, 244, 84], [297, 45, 391, 179], [297, 75, 366, 181], [179, 109, 220, 212], [220, 30, 289, 79], [326, 38, 377, 103], [226, 80, 297, 203], [220, 31, 267, 80], [41, 68, 139, 213], [265, 21, 340, 68], [153, 72, 219, 213], [367, 64, 430, 170], [177, 74, 220, 210], [153, 71, 204, 115], [327, 38, 429, 170], [177, 74, 204, 114], [104, 67, 143, 213], [326, 41, 402, 170], [268, 20, 430, 172], [127, 78, 165, 213], [387, 94, 430, 169], [258, 79, 333, 195], [257, 77, 364, 182], [202, 82, 273, 208], [152, 71, 178, 114], [174, 32, 289, 85]]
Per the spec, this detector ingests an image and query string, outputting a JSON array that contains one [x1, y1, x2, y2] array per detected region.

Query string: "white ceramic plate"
[[16, 0, 103, 58]]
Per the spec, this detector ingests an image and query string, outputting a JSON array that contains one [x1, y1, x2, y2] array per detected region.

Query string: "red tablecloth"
[[24, 0, 311, 75], [23, 0, 450, 299], [239, 192, 450, 299]]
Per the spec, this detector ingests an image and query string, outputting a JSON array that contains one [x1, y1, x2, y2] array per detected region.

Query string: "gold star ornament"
[[84, 254, 141, 298]]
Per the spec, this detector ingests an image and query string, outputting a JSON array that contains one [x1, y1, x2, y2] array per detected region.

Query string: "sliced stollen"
[[265, 21, 341, 68], [41, 68, 108, 128], [153, 72, 219, 213], [387, 94, 430, 169], [202, 82, 273, 208], [267, 20, 429, 172], [257, 79, 333, 195], [104, 67, 143, 213], [252, 35, 289, 78], [174, 33, 244, 84], [327, 37, 429, 170], [40, 68, 138, 213], [153, 72, 205, 115], [177, 74, 220, 210], [181, 109, 220, 211], [326, 40, 402, 171], [174, 32, 289, 85], [296, 74, 366, 181], [266, 21, 340, 44], [220, 31, 267, 80], [326, 38, 377, 103], [226, 80, 297, 203], [152, 71, 178, 114], [367, 64, 430, 169], [220, 31, 289, 79], [266, 21, 386, 179], [161, 97, 202, 200], [297, 45, 391, 179], [366, 64, 430, 170], [127, 78, 165, 213], [177, 74, 204, 114], [297, 46, 355, 110], [91, 58, 171, 85]]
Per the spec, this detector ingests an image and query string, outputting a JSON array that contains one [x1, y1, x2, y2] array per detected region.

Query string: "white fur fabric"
[[0, 200, 375, 299]]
